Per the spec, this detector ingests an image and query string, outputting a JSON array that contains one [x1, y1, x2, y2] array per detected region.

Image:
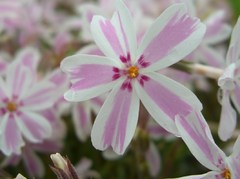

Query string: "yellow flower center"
[[128, 66, 139, 78], [7, 102, 17, 112], [223, 169, 231, 179]]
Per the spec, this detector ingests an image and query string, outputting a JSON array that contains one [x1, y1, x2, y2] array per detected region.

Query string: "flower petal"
[[14, 47, 40, 75], [145, 142, 161, 177], [91, 80, 140, 154], [175, 111, 227, 171], [218, 91, 237, 141], [72, 103, 92, 142], [137, 3, 206, 71], [21, 81, 56, 111], [0, 114, 24, 156], [226, 17, 240, 64], [228, 135, 240, 179], [197, 46, 225, 68], [16, 112, 52, 143], [77, 44, 104, 56], [134, 72, 202, 135], [91, 0, 137, 60], [204, 10, 231, 45], [218, 63, 236, 90], [22, 147, 44, 178], [61, 54, 120, 101], [6, 64, 32, 99], [231, 84, 240, 114]]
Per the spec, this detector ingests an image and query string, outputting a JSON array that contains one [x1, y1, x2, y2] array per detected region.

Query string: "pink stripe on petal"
[[140, 12, 199, 65], [70, 64, 116, 90], [103, 89, 132, 152], [91, 81, 139, 154], [18, 112, 52, 143], [1, 114, 24, 155], [176, 112, 226, 171], [99, 19, 124, 57], [142, 77, 192, 119], [23, 148, 44, 178], [73, 103, 91, 141]]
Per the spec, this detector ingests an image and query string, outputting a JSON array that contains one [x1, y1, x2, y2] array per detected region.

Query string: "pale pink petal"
[[134, 72, 202, 135], [176, 173, 209, 179], [61, 54, 120, 101], [78, 44, 104, 56], [91, 0, 137, 60], [22, 147, 44, 178], [175, 111, 227, 171], [21, 81, 56, 111], [77, 4, 101, 41], [16, 112, 52, 143], [226, 17, 240, 64], [137, 3, 206, 71], [0, 114, 25, 156], [218, 63, 236, 90], [145, 142, 161, 177], [228, 136, 240, 178], [231, 84, 240, 114], [32, 140, 62, 153], [0, 77, 9, 100], [218, 91, 237, 141], [72, 103, 92, 142], [204, 10, 231, 44], [0, 58, 8, 74], [91, 80, 140, 154], [15, 47, 40, 75], [6, 64, 32, 99], [197, 46, 225, 68]]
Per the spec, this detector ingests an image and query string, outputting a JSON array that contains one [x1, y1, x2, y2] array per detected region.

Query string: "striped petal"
[[91, 0, 137, 61], [226, 17, 240, 64], [21, 81, 56, 111], [231, 85, 240, 114], [197, 46, 225, 68], [175, 111, 227, 171], [134, 72, 202, 135], [218, 91, 237, 141], [6, 64, 32, 99], [61, 54, 120, 101], [14, 47, 40, 75], [16, 112, 52, 143], [0, 113, 24, 156], [91, 80, 140, 154], [72, 103, 92, 142], [204, 10, 231, 45], [137, 3, 206, 72], [22, 147, 44, 178]]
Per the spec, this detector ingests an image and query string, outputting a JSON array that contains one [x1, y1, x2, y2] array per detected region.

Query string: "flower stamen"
[[7, 102, 17, 112], [128, 66, 139, 78], [222, 169, 231, 179]]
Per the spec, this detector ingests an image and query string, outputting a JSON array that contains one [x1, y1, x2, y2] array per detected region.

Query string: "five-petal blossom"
[[61, 0, 206, 154]]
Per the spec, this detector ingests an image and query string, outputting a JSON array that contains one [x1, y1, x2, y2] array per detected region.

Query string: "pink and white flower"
[[175, 111, 240, 179], [0, 47, 57, 156], [218, 17, 240, 141], [61, 1, 206, 154]]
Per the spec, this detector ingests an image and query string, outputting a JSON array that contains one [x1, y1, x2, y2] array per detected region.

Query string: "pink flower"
[[61, 1, 206, 154], [218, 17, 240, 141], [0, 47, 57, 156], [175, 112, 240, 178]]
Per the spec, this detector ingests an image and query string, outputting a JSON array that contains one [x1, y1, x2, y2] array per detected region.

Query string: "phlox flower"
[[0, 47, 58, 156], [175, 112, 240, 179], [61, 0, 206, 154], [218, 17, 240, 141]]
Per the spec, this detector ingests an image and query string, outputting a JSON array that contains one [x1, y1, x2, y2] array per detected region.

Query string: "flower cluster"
[[0, 0, 239, 178]]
